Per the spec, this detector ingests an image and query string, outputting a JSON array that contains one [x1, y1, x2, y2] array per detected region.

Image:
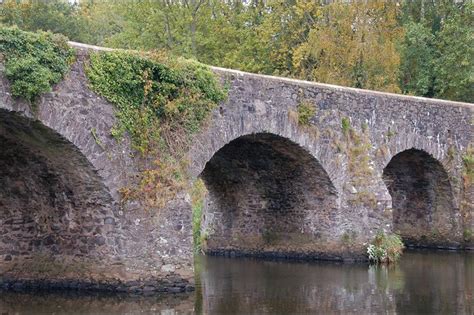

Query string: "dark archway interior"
[[383, 149, 460, 247], [0, 110, 114, 266], [199, 133, 338, 257]]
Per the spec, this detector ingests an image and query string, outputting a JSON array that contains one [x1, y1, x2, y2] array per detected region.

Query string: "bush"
[[0, 26, 74, 102], [86, 50, 226, 155], [86, 50, 226, 208], [367, 231, 404, 264]]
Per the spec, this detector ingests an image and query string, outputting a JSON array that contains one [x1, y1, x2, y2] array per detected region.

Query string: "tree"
[[292, 1, 403, 92], [399, 22, 435, 97], [1, 0, 88, 42], [399, 0, 473, 102], [433, 6, 473, 102]]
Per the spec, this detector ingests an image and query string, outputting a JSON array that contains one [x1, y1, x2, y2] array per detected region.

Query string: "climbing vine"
[[86, 50, 226, 208], [0, 27, 74, 102]]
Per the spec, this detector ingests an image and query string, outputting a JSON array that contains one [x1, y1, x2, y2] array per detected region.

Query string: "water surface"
[[1, 250, 472, 314]]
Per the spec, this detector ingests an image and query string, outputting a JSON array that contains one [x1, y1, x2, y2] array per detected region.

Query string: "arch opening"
[[198, 133, 338, 258], [0, 110, 116, 276], [382, 148, 461, 248]]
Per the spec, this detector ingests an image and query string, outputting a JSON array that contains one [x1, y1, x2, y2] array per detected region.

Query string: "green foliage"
[[2, 0, 471, 102], [0, 26, 74, 102], [399, 22, 436, 97], [367, 231, 404, 264], [86, 50, 226, 154], [464, 229, 473, 242], [341, 117, 351, 135], [296, 101, 316, 126], [399, 1, 473, 102], [191, 179, 206, 253], [462, 145, 474, 187], [86, 50, 225, 208], [433, 8, 474, 103], [0, 0, 106, 44]]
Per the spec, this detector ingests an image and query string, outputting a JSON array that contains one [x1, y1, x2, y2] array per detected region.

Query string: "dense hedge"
[[0, 27, 74, 102]]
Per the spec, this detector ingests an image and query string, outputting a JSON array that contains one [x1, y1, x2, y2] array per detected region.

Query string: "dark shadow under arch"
[[199, 133, 339, 258], [382, 148, 461, 248], [0, 109, 116, 269]]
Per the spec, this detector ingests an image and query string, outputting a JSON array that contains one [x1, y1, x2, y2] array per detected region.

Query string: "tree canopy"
[[1, 0, 472, 102]]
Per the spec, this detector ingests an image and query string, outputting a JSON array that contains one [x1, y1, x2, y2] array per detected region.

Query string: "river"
[[0, 250, 472, 314]]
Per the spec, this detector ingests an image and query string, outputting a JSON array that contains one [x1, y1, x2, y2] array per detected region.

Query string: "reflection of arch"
[[382, 148, 461, 247], [199, 133, 338, 258], [0, 109, 115, 265]]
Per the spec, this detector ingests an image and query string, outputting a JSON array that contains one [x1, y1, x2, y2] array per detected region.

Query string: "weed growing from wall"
[[296, 100, 316, 125], [462, 144, 473, 187], [0, 27, 74, 102], [340, 118, 377, 206], [461, 144, 473, 243], [191, 179, 207, 253], [288, 100, 320, 139], [86, 50, 226, 208]]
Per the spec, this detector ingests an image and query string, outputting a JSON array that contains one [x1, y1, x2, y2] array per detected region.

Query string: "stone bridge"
[[0, 43, 472, 293]]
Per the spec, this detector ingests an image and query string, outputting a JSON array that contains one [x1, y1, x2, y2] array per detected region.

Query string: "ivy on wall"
[[0, 27, 74, 102], [86, 50, 226, 208]]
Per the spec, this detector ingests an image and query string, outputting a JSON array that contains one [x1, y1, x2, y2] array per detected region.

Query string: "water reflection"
[[197, 251, 472, 314], [0, 291, 195, 315], [0, 251, 472, 314]]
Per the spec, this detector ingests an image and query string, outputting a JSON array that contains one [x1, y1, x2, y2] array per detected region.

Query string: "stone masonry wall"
[[0, 46, 194, 292], [0, 42, 472, 292], [200, 133, 340, 259], [189, 67, 473, 255]]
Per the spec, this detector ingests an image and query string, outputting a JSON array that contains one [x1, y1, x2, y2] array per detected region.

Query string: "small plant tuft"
[[341, 117, 351, 135], [463, 228, 473, 242], [296, 100, 316, 125], [367, 231, 404, 264]]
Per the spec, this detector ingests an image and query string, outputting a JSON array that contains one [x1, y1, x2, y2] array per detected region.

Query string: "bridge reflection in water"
[[1, 250, 472, 314]]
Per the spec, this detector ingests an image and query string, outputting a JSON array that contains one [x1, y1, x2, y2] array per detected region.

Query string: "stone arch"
[[0, 109, 118, 278], [188, 107, 344, 197], [382, 148, 462, 248], [197, 132, 339, 259]]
